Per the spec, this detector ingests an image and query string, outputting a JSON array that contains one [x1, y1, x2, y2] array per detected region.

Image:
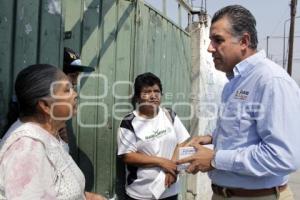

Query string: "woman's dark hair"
[[2, 64, 63, 134], [212, 5, 258, 49], [132, 72, 162, 108]]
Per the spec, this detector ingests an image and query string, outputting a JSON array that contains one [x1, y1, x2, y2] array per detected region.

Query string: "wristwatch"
[[210, 151, 217, 169]]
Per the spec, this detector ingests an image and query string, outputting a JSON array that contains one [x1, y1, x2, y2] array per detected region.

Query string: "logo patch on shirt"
[[234, 89, 249, 100], [145, 129, 167, 140]]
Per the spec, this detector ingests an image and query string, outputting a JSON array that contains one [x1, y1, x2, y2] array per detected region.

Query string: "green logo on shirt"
[[145, 129, 167, 140]]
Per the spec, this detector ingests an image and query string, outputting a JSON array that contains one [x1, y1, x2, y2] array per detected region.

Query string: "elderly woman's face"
[[138, 84, 161, 108], [49, 77, 78, 120]]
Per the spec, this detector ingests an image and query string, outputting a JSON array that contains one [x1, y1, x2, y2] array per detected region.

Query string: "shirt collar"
[[233, 50, 266, 78]]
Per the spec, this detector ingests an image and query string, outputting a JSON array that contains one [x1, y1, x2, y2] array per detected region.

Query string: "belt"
[[211, 184, 287, 198]]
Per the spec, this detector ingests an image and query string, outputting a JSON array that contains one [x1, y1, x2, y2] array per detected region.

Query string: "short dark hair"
[[212, 5, 258, 49], [132, 72, 162, 107]]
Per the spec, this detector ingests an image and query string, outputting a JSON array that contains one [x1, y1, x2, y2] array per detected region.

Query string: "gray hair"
[[2, 64, 65, 134], [15, 64, 64, 116], [212, 5, 258, 49]]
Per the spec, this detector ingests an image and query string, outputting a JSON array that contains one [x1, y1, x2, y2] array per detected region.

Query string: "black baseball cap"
[[63, 47, 95, 74]]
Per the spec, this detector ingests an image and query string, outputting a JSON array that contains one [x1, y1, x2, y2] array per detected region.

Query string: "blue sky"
[[202, 0, 300, 84], [145, 0, 300, 84]]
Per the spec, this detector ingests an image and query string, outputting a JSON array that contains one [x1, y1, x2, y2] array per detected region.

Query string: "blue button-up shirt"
[[209, 50, 300, 189]]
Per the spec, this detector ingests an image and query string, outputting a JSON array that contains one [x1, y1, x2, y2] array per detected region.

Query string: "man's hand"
[[85, 192, 107, 200], [177, 143, 215, 174], [186, 135, 212, 147], [165, 172, 177, 188]]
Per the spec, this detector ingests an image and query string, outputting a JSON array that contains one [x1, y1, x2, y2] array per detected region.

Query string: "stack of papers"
[[177, 144, 214, 171], [177, 146, 196, 171]]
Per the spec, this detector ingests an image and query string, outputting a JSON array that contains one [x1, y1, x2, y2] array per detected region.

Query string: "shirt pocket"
[[218, 102, 242, 136], [239, 102, 256, 134]]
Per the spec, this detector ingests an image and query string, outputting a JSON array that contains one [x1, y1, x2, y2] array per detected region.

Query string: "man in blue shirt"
[[177, 5, 300, 200]]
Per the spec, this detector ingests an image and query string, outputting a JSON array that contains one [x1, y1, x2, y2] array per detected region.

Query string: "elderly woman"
[[117, 72, 190, 200], [0, 64, 105, 200]]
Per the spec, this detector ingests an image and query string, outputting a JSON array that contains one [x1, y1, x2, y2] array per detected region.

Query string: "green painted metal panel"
[[63, 0, 82, 52], [134, 2, 191, 128], [39, 0, 64, 67], [114, 1, 136, 198], [77, 0, 103, 194], [62, 0, 119, 197], [0, 0, 15, 131], [0, 0, 64, 134], [62, 0, 84, 164], [13, 0, 40, 78], [0, 0, 191, 199], [94, 0, 117, 196], [133, 1, 148, 74], [146, 10, 156, 72]]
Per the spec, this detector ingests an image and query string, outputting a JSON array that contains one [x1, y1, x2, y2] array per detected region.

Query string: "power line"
[[267, 35, 300, 39], [269, 7, 289, 35]]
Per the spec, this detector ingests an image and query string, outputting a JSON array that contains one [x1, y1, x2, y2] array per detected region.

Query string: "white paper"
[[177, 145, 214, 171], [204, 144, 214, 150], [149, 171, 166, 199], [177, 147, 196, 171]]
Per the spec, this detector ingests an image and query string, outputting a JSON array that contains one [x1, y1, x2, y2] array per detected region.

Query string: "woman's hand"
[[157, 158, 177, 177], [85, 192, 107, 200], [165, 172, 177, 188]]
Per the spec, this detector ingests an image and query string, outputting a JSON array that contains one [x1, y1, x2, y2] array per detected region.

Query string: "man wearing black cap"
[[62, 48, 106, 200], [63, 47, 95, 86], [59, 47, 95, 145]]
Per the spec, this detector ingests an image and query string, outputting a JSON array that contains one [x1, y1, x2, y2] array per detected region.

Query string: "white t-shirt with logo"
[[117, 107, 190, 199]]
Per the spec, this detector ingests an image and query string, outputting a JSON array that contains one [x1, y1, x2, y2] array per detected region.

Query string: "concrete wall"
[[186, 15, 227, 200]]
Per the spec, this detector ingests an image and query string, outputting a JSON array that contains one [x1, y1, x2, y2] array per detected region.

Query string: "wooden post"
[[266, 36, 270, 58], [287, 0, 298, 75]]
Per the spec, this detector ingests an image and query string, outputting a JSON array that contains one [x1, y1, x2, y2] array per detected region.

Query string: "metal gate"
[[0, 0, 192, 198]]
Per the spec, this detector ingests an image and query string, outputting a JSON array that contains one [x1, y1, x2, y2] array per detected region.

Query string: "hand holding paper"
[[176, 143, 215, 174], [177, 146, 196, 172]]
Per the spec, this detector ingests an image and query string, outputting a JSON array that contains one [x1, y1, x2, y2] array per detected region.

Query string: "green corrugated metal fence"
[[0, 0, 64, 132], [0, 0, 191, 198]]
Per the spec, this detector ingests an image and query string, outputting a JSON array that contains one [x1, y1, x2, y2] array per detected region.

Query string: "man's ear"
[[240, 32, 251, 49], [37, 99, 51, 115]]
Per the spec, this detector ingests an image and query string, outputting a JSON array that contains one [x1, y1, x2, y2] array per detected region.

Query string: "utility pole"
[[287, 0, 298, 75], [283, 16, 300, 69], [266, 36, 270, 58]]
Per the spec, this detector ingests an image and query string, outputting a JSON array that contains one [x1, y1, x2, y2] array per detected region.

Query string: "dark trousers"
[[125, 194, 178, 200]]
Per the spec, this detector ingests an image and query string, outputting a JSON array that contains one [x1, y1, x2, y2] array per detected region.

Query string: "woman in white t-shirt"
[[0, 64, 105, 200], [117, 72, 190, 200]]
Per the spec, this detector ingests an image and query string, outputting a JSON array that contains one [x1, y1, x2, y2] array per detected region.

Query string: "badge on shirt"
[[234, 89, 249, 100], [145, 129, 166, 141]]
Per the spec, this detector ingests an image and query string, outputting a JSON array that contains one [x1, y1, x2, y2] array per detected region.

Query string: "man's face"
[[207, 17, 244, 73], [67, 72, 80, 86]]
